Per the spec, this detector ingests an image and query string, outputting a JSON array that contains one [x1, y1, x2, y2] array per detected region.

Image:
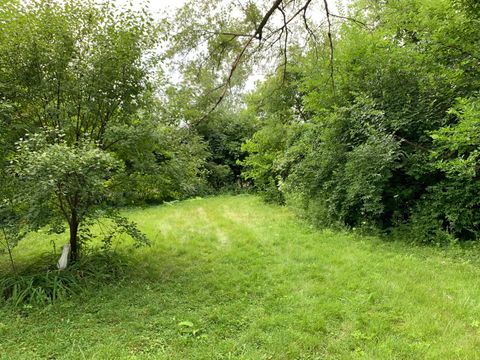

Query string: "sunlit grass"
[[1, 195, 480, 359]]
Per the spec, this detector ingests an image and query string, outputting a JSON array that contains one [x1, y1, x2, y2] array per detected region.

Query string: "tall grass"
[[0, 251, 131, 307]]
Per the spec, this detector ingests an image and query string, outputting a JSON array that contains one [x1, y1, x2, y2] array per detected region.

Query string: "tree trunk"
[[69, 213, 79, 262], [1, 228, 16, 273]]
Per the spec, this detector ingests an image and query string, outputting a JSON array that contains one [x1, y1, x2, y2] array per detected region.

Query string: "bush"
[[1, 270, 81, 306], [284, 96, 401, 227], [240, 120, 294, 203], [410, 97, 480, 242]]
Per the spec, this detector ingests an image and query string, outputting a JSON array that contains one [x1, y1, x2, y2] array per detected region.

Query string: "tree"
[[415, 97, 480, 240], [166, 0, 352, 118], [239, 66, 305, 202], [0, 0, 158, 145], [0, 0, 158, 261], [12, 130, 145, 262], [156, 59, 255, 191]]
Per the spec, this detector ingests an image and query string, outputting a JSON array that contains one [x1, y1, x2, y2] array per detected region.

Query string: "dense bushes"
[[112, 124, 209, 204], [241, 0, 480, 243], [194, 109, 255, 191], [283, 96, 402, 227], [411, 97, 480, 241]]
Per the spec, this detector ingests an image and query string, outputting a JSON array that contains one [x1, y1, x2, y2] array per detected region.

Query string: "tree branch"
[[195, 0, 285, 123], [322, 0, 335, 94], [329, 13, 368, 28]]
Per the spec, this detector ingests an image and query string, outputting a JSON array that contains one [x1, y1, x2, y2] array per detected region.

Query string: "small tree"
[[12, 130, 148, 262], [0, 173, 27, 272]]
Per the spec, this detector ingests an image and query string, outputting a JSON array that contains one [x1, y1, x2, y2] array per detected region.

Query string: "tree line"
[[239, 0, 480, 243], [1, 0, 479, 267]]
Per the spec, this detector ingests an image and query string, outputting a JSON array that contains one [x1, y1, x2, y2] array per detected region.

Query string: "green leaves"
[[9, 128, 152, 258], [430, 97, 480, 178], [0, 0, 160, 260], [12, 129, 120, 226], [239, 0, 480, 241], [0, 0, 159, 145]]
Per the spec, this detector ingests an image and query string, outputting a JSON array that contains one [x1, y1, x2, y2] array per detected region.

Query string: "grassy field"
[[1, 195, 480, 359]]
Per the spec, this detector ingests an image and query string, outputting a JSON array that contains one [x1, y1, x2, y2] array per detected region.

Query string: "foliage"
[[158, 74, 255, 192], [195, 109, 255, 191], [239, 69, 305, 203], [12, 130, 121, 226], [283, 96, 401, 227], [10, 129, 149, 260], [111, 121, 209, 204], [431, 97, 480, 178], [1, 270, 81, 306], [0, 0, 161, 261], [410, 97, 480, 242], [0, 173, 27, 272], [240, 121, 291, 203], [240, 0, 480, 242], [0, 0, 158, 145], [1, 251, 132, 307]]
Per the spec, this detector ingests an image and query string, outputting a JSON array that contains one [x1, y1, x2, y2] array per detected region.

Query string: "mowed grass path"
[[2, 195, 480, 359]]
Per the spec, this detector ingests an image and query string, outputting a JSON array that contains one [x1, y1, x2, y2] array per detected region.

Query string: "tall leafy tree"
[[0, 0, 159, 261]]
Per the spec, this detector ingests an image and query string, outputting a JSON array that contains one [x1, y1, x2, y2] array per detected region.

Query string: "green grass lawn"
[[1, 195, 480, 359]]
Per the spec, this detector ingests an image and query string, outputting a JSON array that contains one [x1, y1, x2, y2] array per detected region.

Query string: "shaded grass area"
[[1, 195, 480, 359]]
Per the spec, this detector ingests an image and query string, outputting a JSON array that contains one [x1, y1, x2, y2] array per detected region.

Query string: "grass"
[[1, 194, 480, 359]]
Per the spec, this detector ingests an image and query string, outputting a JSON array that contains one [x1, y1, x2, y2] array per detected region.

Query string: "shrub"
[[411, 97, 480, 242]]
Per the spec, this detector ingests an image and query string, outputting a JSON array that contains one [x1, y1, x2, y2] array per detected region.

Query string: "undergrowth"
[[0, 251, 131, 307]]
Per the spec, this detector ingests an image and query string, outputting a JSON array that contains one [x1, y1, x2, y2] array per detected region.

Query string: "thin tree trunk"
[[6, 241, 16, 273], [69, 213, 79, 262], [1, 228, 16, 273]]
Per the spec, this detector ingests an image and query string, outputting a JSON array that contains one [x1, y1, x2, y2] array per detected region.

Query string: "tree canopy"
[[236, 0, 480, 242], [1, 0, 480, 269]]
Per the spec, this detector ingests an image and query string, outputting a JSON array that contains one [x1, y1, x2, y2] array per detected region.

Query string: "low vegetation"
[[2, 196, 480, 359]]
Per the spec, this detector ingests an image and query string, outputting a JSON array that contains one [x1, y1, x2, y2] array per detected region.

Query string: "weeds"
[[0, 250, 131, 307], [0, 270, 80, 306]]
